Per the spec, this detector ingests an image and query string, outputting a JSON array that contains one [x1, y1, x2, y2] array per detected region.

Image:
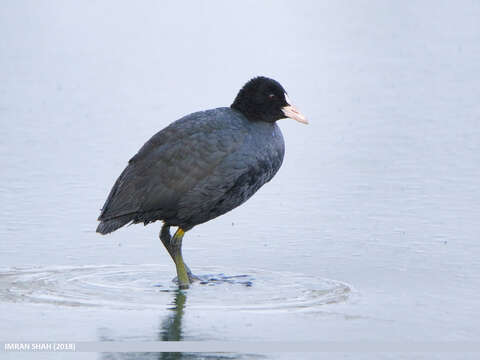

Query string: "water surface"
[[1, 1, 479, 359]]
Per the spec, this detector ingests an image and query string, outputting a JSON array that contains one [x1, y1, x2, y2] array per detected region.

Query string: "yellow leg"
[[160, 225, 197, 289], [171, 228, 190, 289]]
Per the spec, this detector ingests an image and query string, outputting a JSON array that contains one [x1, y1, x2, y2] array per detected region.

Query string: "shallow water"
[[1, 1, 480, 359], [0, 264, 350, 311]]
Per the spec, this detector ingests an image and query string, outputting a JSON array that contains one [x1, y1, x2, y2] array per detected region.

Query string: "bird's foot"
[[172, 270, 200, 287], [185, 265, 200, 282], [187, 272, 201, 283]]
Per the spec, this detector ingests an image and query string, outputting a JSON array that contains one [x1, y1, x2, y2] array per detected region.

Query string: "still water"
[[1, 1, 479, 359]]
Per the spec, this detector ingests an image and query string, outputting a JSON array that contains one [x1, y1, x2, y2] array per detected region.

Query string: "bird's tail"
[[96, 215, 132, 235]]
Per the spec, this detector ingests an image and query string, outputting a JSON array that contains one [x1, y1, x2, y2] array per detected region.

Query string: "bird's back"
[[97, 107, 284, 233]]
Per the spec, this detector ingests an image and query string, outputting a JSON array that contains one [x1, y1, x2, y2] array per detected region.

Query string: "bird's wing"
[[98, 109, 249, 221]]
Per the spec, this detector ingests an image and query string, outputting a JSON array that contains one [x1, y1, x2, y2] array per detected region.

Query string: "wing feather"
[[98, 109, 248, 222]]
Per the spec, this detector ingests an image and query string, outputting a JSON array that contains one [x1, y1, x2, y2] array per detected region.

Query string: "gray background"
[[1, 1, 479, 359]]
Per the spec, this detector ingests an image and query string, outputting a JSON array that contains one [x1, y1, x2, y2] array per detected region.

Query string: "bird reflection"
[[157, 290, 247, 360], [100, 289, 252, 360], [157, 289, 187, 360]]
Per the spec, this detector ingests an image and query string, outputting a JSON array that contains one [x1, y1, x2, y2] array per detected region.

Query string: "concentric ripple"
[[0, 264, 351, 312]]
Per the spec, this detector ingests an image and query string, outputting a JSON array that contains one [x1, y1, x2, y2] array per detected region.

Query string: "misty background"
[[1, 1, 479, 359]]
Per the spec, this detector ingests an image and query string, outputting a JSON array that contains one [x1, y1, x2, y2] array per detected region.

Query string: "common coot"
[[97, 76, 307, 288]]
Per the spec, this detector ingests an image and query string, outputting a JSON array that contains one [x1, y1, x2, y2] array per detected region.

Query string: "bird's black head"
[[231, 76, 308, 124]]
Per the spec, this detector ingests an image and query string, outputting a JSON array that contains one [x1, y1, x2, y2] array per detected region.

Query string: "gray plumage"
[[97, 107, 285, 234]]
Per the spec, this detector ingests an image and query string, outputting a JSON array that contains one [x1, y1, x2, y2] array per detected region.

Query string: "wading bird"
[[97, 76, 307, 288]]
